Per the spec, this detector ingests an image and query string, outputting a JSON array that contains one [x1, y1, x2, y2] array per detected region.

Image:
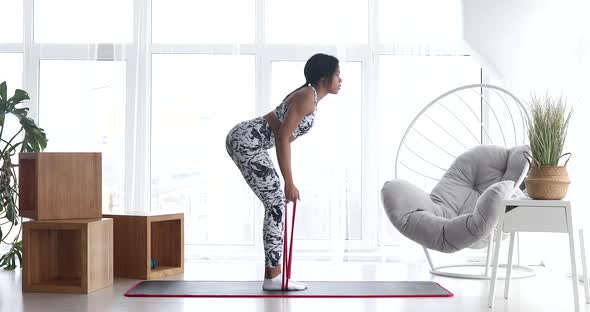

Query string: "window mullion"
[[124, 0, 152, 213], [23, 0, 39, 123], [362, 0, 380, 250], [253, 0, 267, 252]]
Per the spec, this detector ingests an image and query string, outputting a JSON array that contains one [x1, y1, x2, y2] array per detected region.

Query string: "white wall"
[[463, 0, 590, 270], [463, 0, 588, 91]]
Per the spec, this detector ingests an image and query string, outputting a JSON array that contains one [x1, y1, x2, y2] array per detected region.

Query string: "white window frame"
[[3, 0, 482, 260]]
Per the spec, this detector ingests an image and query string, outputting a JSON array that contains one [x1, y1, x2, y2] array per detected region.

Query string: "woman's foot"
[[262, 274, 307, 291]]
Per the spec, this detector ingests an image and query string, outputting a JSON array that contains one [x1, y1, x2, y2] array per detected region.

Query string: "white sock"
[[262, 275, 307, 291]]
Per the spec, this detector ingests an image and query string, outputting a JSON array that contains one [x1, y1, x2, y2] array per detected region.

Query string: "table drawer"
[[502, 205, 568, 233]]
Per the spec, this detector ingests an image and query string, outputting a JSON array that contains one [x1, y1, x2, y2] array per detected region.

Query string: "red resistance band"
[[281, 201, 297, 291]]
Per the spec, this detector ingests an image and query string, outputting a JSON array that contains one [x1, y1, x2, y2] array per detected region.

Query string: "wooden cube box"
[[19, 152, 102, 220], [22, 218, 113, 294], [103, 213, 184, 279]]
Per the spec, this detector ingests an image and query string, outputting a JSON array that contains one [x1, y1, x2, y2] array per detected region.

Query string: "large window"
[[152, 0, 254, 44], [38, 61, 127, 212], [0, 0, 23, 43], [0, 53, 23, 89], [4, 0, 479, 258], [266, 0, 368, 44], [271, 61, 363, 242], [0, 53, 24, 162], [151, 54, 256, 245], [34, 0, 133, 43], [375, 56, 481, 245]]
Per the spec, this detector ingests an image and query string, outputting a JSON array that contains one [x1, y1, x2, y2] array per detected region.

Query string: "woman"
[[225, 53, 342, 290]]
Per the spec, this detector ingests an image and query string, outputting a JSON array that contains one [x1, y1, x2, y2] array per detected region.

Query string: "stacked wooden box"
[[102, 212, 184, 280], [19, 153, 113, 294]]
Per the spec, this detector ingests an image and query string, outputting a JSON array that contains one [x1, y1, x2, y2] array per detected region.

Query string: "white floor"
[[1, 260, 589, 312]]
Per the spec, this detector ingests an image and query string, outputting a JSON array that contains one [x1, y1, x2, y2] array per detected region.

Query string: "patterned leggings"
[[225, 117, 285, 268]]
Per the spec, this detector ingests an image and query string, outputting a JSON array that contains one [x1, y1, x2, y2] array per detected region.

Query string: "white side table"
[[487, 199, 590, 311]]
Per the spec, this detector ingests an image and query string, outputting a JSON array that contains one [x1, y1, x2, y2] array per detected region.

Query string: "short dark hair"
[[282, 53, 340, 101], [304, 53, 339, 87]]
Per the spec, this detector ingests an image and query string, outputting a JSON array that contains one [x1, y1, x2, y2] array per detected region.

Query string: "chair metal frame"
[[394, 84, 535, 279]]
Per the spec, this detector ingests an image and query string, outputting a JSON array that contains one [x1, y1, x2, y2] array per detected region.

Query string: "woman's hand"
[[284, 182, 300, 203]]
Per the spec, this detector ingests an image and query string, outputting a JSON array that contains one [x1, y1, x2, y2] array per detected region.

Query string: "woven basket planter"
[[524, 152, 571, 200], [524, 152, 572, 199]]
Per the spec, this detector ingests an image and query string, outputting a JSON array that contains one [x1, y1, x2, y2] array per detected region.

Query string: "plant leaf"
[[0, 241, 23, 270], [0, 81, 7, 103], [18, 115, 48, 153], [7, 89, 30, 110], [5, 203, 15, 223], [16, 249, 22, 267], [12, 108, 29, 117]]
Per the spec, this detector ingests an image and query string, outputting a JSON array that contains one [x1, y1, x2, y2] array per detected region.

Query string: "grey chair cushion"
[[381, 145, 528, 253]]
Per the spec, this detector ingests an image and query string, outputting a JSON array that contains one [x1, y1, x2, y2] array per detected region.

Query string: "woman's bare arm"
[[275, 88, 315, 186]]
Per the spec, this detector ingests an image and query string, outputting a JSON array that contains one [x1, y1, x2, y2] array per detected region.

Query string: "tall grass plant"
[[527, 94, 573, 166]]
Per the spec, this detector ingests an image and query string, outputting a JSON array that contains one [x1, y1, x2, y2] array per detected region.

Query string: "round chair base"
[[430, 263, 536, 280]]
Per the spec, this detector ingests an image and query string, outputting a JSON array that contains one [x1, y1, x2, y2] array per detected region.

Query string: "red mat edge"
[[123, 281, 454, 298]]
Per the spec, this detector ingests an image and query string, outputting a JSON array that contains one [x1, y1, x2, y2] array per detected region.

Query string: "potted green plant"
[[0, 81, 47, 270], [524, 93, 573, 200]]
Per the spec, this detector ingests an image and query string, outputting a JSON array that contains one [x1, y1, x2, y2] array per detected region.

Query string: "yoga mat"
[[125, 280, 453, 298]]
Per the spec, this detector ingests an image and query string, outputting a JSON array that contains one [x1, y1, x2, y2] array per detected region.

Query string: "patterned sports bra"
[[272, 86, 318, 139]]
